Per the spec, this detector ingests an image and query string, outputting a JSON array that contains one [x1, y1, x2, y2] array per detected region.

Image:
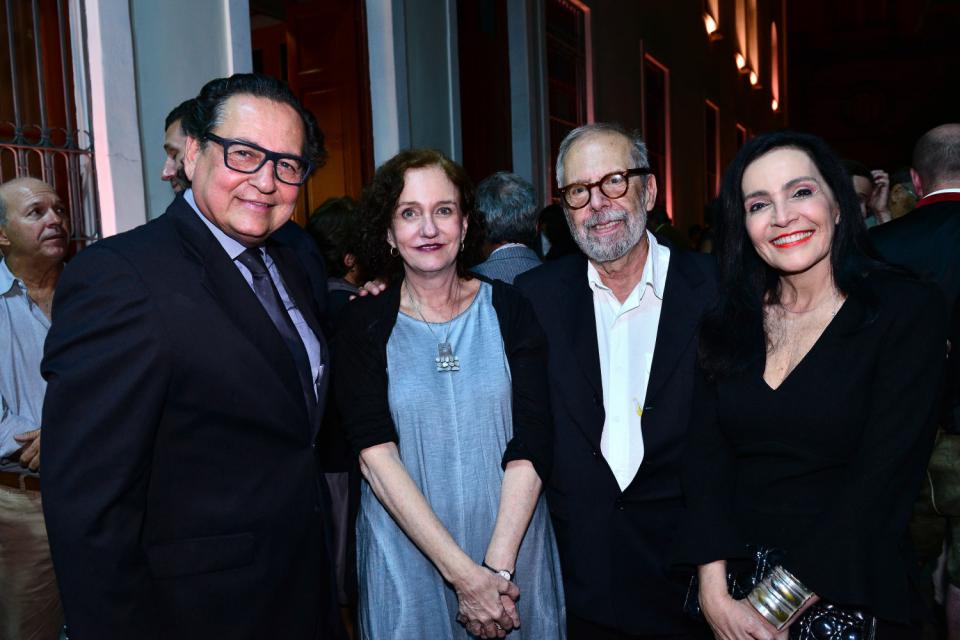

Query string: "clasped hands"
[[454, 562, 520, 639]]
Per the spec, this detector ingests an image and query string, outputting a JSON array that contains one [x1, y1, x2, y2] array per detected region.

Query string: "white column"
[[365, 0, 407, 166], [224, 0, 253, 74], [82, 0, 147, 237]]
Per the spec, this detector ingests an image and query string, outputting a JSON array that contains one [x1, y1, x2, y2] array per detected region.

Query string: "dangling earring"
[[460, 239, 465, 253], [390, 246, 399, 258]]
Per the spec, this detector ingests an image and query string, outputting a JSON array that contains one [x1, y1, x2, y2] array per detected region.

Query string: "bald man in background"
[[871, 123, 960, 640], [0, 177, 68, 639]]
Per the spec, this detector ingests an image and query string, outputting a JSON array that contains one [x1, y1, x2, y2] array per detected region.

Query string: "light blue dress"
[[357, 283, 565, 639]]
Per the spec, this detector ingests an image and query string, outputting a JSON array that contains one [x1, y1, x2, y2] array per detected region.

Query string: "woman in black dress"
[[676, 131, 947, 639]]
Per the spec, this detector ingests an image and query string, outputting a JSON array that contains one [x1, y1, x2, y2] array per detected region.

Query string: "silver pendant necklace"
[[406, 278, 461, 372]]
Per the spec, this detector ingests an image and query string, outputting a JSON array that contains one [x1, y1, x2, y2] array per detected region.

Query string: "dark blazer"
[[471, 245, 542, 284], [871, 195, 960, 431], [870, 197, 960, 310], [514, 250, 717, 635], [677, 272, 946, 623], [41, 197, 343, 640]]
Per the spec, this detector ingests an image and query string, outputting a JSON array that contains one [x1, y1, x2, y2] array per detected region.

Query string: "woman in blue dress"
[[333, 149, 565, 639]]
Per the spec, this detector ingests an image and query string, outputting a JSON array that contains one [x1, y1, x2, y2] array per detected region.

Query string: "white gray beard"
[[568, 207, 646, 263]]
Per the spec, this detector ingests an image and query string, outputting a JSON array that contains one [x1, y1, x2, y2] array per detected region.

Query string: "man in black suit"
[[41, 74, 344, 639], [515, 123, 716, 639], [871, 124, 960, 306], [870, 122, 960, 637]]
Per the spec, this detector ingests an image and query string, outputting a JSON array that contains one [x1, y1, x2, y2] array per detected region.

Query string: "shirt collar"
[[923, 188, 960, 198], [184, 188, 252, 260], [0, 258, 21, 296], [587, 230, 667, 300], [490, 243, 528, 256]]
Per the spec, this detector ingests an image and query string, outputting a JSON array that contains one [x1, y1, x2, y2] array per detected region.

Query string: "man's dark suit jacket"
[[40, 197, 343, 639], [870, 196, 960, 310], [515, 250, 717, 635], [871, 195, 960, 432]]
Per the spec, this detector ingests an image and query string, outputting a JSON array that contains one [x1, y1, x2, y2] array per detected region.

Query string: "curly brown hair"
[[358, 149, 485, 282]]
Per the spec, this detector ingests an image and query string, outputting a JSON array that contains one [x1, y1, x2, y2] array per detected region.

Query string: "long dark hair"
[[699, 130, 887, 379], [358, 148, 485, 283]]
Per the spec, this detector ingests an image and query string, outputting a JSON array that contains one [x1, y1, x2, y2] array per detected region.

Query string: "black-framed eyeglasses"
[[558, 168, 652, 209], [204, 132, 312, 186]]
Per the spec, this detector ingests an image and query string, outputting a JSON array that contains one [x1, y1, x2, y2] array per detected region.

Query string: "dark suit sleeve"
[[787, 281, 946, 612], [41, 245, 170, 638], [495, 283, 554, 482], [673, 367, 745, 567]]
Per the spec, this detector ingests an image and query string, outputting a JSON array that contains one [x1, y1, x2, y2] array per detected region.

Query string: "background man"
[[41, 74, 344, 639], [472, 171, 541, 284], [0, 177, 68, 639], [516, 123, 716, 639], [160, 98, 194, 193], [871, 123, 960, 638], [845, 159, 893, 226], [872, 124, 960, 303]]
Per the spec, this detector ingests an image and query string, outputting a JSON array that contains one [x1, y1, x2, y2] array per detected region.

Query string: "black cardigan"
[[331, 276, 553, 481], [675, 271, 947, 623]]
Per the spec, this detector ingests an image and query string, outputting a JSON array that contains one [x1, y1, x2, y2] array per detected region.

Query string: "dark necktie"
[[236, 248, 317, 419]]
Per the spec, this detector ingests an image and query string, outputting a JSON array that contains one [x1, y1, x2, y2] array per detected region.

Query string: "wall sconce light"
[[771, 98, 779, 112], [704, 13, 718, 36], [749, 70, 758, 85], [735, 52, 746, 70]]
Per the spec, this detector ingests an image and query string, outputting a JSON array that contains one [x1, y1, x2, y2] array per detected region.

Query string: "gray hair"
[[555, 122, 649, 187], [913, 123, 960, 189], [475, 172, 539, 245]]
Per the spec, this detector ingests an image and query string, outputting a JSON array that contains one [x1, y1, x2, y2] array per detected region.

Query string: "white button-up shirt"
[[589, 231, 669, 491]]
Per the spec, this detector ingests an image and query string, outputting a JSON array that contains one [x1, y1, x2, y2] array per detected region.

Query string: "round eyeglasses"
[[558, 168, 652, 209], [204, 132, 312, 186]]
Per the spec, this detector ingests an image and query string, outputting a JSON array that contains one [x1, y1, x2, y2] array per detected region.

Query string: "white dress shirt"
[[589, 231, 670, 491]]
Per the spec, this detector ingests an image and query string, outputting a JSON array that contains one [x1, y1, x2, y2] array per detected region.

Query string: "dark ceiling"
[[787, 0, 960, 169]]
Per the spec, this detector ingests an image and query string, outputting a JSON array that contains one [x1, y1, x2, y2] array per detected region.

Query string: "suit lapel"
[[645, 251, 706, 406], [267, 241, 327, 360], [559, 260, 605, 448], [170, 200, 307, 421], [267, 242, 329, 439]]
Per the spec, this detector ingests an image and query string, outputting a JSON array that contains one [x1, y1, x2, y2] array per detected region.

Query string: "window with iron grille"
[[1, 0, 99, 251]]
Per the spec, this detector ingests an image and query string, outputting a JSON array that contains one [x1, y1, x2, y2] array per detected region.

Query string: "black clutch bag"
[[683, 546, 877, 640], [683, 545, 784, 616]]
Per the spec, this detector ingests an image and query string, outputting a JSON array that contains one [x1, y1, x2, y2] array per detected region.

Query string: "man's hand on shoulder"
[[14, 429, 41, 471], [351, 279, 387, 300]]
